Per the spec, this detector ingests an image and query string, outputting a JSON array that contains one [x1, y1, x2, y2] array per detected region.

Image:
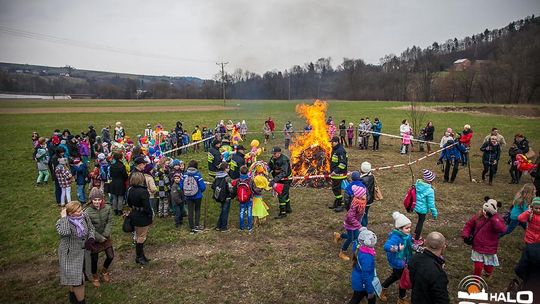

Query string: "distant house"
[[453, 59, 471, 71]]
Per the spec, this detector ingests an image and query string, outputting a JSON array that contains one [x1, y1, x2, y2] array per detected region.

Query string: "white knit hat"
[[483, 199, 498, 215], [392, 211, 412, 228], [361, 162, 372, 173], [358, 227, 378, 248]]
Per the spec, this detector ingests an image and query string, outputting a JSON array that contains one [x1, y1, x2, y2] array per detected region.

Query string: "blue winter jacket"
[[383, 230, 412, 269], [179, 167, 206, 200], [372, 121, 382, 135], [71, 163, 88, 185], [510, 200, 529, 220], [414, 179, 437, 218], [440, 142, 467, 161], [351, 246, 376, 293]]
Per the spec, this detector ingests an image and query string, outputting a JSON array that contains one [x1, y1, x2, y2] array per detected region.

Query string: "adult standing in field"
[[101, 126, 111, 145], [174, 121, 184, 143], [239, 120, 248, 141], [283, 121, 294, 150], [480, 135, 501, 185], [265, 117, 275, 139], [207, 139, 222, 179], [409, 232, 449, 304], [423, 122, 435, 154], [87, 125, 97, 159], [359, 162, 375, 227], [56, 201, 95, 304], [399, 120, 412, 154], [109, 153, 128, 216], [363, 118, 372, 150], [268, 146, 293, 219], [329, 136, 348, 212], [483, 128, 507, 148], [508, 133, 530, 184], [339, 120, 347, 147], [371, 117, 382, 151], [127, 171, 153, 265]]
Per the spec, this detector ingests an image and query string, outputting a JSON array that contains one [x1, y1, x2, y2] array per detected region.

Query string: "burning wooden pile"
[[289, 100, 332, 187]]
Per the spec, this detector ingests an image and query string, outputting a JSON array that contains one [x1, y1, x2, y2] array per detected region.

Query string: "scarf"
[[67, 215, 86, 238], [359, 245, 376, 256], [393, 229, 413, 263]]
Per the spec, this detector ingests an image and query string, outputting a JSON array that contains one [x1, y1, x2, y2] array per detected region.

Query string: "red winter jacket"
[[462, 213, 506, 255], [459, 130, 473, 147], [518, 211, 540, 244]]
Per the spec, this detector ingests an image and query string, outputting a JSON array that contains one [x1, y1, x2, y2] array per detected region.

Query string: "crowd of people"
[[30, 115, 540, 304]]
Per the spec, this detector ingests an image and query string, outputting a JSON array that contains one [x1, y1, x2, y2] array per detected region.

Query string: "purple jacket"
[[79, 142, 90, 157], [343, 202, 364, 231], [462, 213, 506, 255]]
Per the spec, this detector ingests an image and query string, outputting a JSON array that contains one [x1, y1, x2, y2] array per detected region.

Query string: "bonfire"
[[289, 100, 332, 187]]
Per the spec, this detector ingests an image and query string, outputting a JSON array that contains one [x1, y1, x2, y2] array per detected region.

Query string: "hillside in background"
[[1, 15, 538, 103]]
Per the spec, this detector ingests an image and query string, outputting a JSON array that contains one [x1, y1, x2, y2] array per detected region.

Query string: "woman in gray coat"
[[56, 201, 95, 304]]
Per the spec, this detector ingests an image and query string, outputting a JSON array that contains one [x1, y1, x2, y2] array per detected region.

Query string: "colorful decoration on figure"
[[231, 124, 242, 145], [245, 139, 263, 165], [515, 154, 537, 172], [249, 160, 270, 178]]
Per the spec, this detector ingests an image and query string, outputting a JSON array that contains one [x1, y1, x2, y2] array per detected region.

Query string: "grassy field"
[[0, 99, 538, 303]]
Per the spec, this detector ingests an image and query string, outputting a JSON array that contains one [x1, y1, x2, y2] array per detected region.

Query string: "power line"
[[0, 25, 215, 64]]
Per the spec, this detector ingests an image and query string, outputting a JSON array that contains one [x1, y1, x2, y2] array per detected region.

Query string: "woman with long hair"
[[501, 183, 536, 236]]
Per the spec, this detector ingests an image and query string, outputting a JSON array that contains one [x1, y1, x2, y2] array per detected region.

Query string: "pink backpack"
[[403, 185, 416, 213]]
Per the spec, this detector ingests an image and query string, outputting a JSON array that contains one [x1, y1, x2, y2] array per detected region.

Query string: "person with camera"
[[461, 198, 506, 280]]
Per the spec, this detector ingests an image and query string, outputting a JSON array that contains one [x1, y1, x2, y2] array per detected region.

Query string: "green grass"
[[0, 99, 538, 303]]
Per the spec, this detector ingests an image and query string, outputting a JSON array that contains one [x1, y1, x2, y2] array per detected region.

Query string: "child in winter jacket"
[[380, 212, 413, 303], [153, 160, 170, 217], [344, 171, 366, 211], [517, 197, 540, 244], [55, 158, 73, 206], [414, 169, 438, 242], [71, 158, 88, 203], [459, 124, 473, 165], [179, 160, 206, 233], [334, 185, 367, 261], [440, 139, 467, 183], [501, 183, 536, 236], [170, 173, 185, 228], [349, 227, 378, 304], [462, 198, 506, 279], [35, 141, 50, 185], [347, 123, 355, 147], [212, 162, 234, 231], [233, 166, 254, 231]]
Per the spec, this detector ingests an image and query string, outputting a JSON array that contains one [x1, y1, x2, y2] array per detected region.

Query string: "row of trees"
[[1, 16, 538, 103]]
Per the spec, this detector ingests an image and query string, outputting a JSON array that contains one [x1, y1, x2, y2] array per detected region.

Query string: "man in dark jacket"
[[269, 146, 292, 219], [229, 145, 246, 179], [409, 232, 449, 304], [207, 139, 222, 178], [87, 125, 97, 159], [515, 242, 540, 296], [329, 136, 348, 212]]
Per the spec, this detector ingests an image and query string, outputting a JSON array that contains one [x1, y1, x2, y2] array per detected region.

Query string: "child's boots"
[[379, 288, 388, 301], [91, 274, 100, 288], [338, 250, 350, 261], [397, 297, 410, 304], [333, 232, 341, 244]]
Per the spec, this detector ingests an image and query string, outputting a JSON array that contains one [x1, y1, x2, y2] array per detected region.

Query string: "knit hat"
[[532, 197, 540, 206], [351, 171, 361, 181], [58, 158, 68, 165], [351, 185, 367, 198], [392, 211, 412, 228], [422, 169, 435, 182], [171, 159, 181, 167], [134, 156, 147, 165], [89, 187, 105, 201], [360, 162, 372, 173], [483, 199, 498, 214], [446, 127, 453, 133], [97, 153, 106, 161], [358, 227, 378, 248], [464, 124, 471, 130]]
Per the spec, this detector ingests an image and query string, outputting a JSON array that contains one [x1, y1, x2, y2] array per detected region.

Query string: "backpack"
[[403, 185, 416, 213], [212, 176, 229, 203], [183, 175, 199, 197], [236, 179, 252, 203], [99, 164, 110, 181]]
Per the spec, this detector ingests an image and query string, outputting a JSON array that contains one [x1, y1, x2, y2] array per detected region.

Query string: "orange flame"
[[290, 100, 332, 179]]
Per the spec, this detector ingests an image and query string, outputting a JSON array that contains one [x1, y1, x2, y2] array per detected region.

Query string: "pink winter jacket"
[[343, 203, 364, 231], [462, 213, 506, 255], [518, 211, 540, 244]]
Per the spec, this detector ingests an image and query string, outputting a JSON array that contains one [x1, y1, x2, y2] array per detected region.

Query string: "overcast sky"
[[0, 0, 538, 79]]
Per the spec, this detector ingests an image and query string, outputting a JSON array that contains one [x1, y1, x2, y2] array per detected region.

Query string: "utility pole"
[[216, 62, 228, 106]]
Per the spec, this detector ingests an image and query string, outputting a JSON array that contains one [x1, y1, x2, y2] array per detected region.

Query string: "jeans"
[[76, 184, 86, 203], [501, 219, 527, 236], [110, 194, 124, 211], [482, 163, 498, 183], [239, 201, 253, 230], [372, 136, 380, 150], [175, 202, 185, 226], [187, 198, 202, 230], [216, 199, 231, 230], [361, 205, 371, 227], [54, 179, 62, 204], [341, 229, 360, 252]]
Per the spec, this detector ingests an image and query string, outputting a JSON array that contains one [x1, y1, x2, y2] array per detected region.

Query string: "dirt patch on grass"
[[392, 105, 540, 118], [0, 105, 229, 114]]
